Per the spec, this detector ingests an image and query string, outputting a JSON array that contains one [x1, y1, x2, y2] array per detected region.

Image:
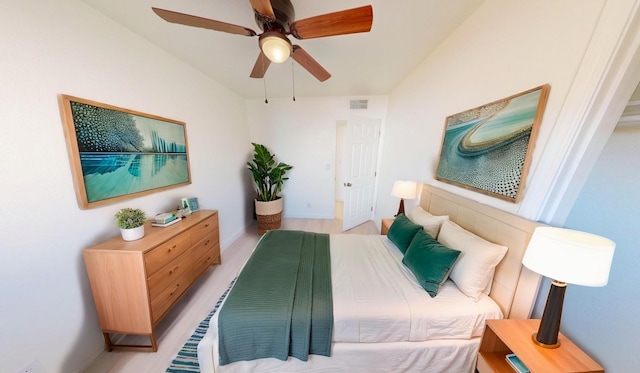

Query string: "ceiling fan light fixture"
[[259, 32, 292, 63]]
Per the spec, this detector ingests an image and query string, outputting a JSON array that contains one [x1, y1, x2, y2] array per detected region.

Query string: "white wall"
[[334, 121, 347, 203], [0, 1, 251, 372], [376, 0, 607, 224], [246, 96, 388, 219]]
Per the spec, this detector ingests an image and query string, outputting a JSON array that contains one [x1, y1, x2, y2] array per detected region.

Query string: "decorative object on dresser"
[[115, 207, 147, 241], [522, 226, 615, 348], [152, 212, 181, 227], [83, 210, 221, 352], [435, 84, 550, 202], [247, 143, 293, 235], [58, 94, 191, 209], [391, 180, 417, 215], [181, 197, 200, 212]]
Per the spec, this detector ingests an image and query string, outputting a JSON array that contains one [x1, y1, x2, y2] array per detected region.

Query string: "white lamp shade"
[[522, 227, 615, 287], [391, 180, 418, 199], [260, 34, 291, 63]]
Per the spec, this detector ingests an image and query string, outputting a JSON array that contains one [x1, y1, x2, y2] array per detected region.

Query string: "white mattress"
[[197, 233, 502, 372]]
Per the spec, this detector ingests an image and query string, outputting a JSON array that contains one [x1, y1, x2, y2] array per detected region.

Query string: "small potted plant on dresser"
[[247, 143, 293, 235], [115, 208, 147, 241]]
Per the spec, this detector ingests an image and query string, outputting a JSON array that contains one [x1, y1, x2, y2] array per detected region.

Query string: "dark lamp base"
[[533, 280, 567, 349], [532, 332, 561, 348], [396, 199, 406, 216]]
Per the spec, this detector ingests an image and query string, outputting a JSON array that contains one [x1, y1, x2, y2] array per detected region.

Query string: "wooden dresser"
[[83, 210, 221, 352]]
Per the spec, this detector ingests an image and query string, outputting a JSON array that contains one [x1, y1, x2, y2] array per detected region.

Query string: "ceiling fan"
[[152, 0, 373, 82]]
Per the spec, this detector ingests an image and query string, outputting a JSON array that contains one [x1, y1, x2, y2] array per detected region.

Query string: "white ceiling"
[[82, 0, 485, 99]]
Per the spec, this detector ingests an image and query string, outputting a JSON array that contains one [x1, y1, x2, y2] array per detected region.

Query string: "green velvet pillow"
[[387, 213, 423, 254], [402, 230, 461, 297]]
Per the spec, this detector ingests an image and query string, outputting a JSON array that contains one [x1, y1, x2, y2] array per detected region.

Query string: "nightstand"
[[381, 218, 393, 235], [477, 319, 604, 373]]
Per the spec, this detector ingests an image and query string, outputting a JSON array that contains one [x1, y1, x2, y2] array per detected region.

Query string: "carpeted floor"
[[166, 278, 235, 373]]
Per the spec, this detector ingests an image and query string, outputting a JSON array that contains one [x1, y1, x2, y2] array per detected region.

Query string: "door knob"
[[344, 183, 352, 187]]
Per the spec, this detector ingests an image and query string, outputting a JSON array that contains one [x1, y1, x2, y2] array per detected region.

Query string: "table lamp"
[[391, 180, 417, 216], [522, 226, 615, 348]]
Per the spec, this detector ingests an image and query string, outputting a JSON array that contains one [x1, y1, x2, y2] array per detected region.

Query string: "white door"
[[342, 117, 380, 231]]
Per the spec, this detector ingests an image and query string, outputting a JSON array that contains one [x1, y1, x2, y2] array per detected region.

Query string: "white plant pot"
[[255, 198, 284, 235], [120, 225, 145, 241], [255, 198, 284, 215]]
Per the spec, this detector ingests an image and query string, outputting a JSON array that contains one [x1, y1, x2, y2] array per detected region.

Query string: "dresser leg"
[[102, 332, 158, 352], [103, 333, 113, 352]]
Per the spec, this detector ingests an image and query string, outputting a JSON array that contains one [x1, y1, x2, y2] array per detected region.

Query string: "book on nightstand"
[[505, 353, 530, 373]]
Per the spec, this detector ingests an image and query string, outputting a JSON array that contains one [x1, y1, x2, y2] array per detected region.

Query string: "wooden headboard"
[[419, 185, 542, 319]]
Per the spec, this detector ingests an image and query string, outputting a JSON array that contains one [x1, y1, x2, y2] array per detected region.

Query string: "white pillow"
[[437, 220, 508, 301], [407, 206, 449, 239]]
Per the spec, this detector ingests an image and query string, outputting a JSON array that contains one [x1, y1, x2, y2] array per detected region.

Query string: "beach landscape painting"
[[435, 85, 549, 202], [59, 95, 191, 209]]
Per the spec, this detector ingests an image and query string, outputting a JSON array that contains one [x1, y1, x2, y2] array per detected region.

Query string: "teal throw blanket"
[[218, 230, 333, 365]]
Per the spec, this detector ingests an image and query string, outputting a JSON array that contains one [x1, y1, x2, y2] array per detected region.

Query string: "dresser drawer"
[[144, 234, 191, 277], [193, 250, 217, 278], [192, 231, 218, 258], [147, 250, 192, 301], [191, 238, 220, 280], [150, 271, 191, 324], [190, 214, 218, 243]]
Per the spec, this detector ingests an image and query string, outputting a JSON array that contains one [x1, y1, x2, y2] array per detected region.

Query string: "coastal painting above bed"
[[435, 84, 550, 202]]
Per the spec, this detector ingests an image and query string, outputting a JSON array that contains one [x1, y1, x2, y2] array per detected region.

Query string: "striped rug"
[[166, 278, 236, 373]]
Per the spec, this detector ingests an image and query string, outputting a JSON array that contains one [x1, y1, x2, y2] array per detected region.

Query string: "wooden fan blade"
[[291, 45, 331, 82], [249, 0, 275, 20], [250, 51, 272, 78], [152, 7, 257, 37], [290, 5, 373, 40]]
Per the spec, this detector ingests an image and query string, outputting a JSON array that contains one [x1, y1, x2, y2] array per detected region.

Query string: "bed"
[[197, 185, 542, 372]]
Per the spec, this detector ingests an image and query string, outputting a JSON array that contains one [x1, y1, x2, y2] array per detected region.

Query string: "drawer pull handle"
[[169, 265, 179, 275], [168, 245, 176, 253], [204, 239, 210, 246], [170, 284, 180, 296], [205, 224, 210, 227]]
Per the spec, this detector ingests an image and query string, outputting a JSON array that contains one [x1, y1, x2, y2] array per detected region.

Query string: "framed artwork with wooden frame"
[[59, 95, 191, 209], [435, 84, 550, 202]]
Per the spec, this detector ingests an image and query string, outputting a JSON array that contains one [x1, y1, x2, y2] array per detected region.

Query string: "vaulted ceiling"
[[82, 0, 485, 99]]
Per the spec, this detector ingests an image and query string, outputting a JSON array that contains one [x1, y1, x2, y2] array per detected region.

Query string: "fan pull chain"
[[291, 60, 296, 102], [262, 56, 268, 104], [263, 76, 268, 104]]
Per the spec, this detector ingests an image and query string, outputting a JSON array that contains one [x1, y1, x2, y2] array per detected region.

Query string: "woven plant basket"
[[255, 198, 283, 235], [257, 212, 282, 235]]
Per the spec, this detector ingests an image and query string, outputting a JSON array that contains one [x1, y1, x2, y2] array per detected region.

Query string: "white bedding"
[[198, 233, 502, 373], [331, 234, 502, 343]]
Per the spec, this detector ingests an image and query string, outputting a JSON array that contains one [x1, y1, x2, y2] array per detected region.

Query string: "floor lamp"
[[391, 180, 417, 216], [522, 227, 615, 348]]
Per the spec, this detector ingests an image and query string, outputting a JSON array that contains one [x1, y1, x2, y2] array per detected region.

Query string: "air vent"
[[350, 99, 368, 109]]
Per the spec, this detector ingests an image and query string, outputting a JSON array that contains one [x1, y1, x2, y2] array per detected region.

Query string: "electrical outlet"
[[16, 359, 46, 373]]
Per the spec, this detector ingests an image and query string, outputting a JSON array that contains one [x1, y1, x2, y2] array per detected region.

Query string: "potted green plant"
[[115, 208, 147, 241], [247, 143, 293, 234]]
